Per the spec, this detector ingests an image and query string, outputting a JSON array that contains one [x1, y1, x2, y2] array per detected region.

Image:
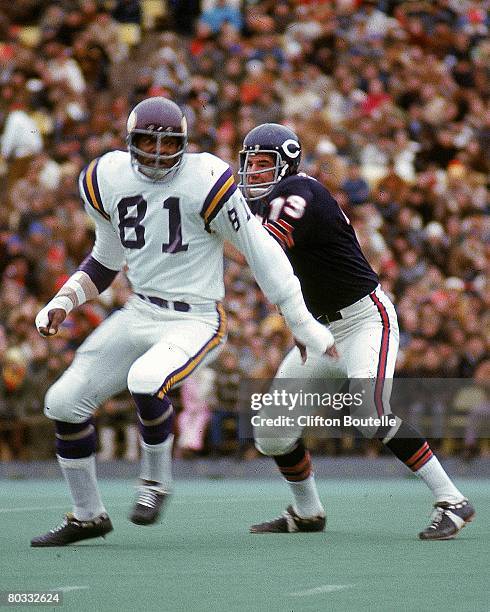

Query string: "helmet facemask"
[[238, 149, 288, 201], [128, 128, 187, 182]]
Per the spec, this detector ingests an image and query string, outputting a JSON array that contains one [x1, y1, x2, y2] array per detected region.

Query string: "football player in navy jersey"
[[238, 123, 474, 540]]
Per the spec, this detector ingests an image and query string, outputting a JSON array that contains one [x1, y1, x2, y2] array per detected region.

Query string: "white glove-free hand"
[[35, 296, 72, 337], [291, 319, 339, 364]]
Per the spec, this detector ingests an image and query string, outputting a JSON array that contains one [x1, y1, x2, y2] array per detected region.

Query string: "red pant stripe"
[[369, 292, 390, 417]]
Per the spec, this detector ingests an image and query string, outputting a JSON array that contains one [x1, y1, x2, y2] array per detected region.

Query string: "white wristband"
[[64, 276, 87, 305], [278, 289, 335, 353]]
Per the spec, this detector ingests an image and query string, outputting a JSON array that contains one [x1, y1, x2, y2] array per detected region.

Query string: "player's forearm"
[[42, 255, 118, 315], [236, 218, 299, 306], [35, 255, 118, 335], [232, 222, 335, 353], [78, 255, 119, 295], [212, 195, 335, 353], [277, 288, 334, 353]]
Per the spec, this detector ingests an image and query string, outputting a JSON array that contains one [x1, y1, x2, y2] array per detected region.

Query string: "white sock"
[[415, 456, 465, 504], [140, 434, 174, 492], [57, 454, 106, 521], [287, 474, 324, 518]]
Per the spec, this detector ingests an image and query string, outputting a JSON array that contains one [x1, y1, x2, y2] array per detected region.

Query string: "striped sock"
[[274, 441, 324, 518], [382, 421, 433, 471], [132, 393, 174, 445], [132, 393, 174, 490], [405, 441, 434, 472], [55, 419, 96, 459], [382, 421, 464, 503], [414, 456, 464, 504]]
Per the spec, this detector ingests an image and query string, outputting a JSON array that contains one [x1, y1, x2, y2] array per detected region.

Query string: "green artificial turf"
[[0, 479, 488, 612]]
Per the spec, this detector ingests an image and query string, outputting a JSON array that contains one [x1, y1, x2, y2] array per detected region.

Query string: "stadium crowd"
[[0, 0, 488, 460]]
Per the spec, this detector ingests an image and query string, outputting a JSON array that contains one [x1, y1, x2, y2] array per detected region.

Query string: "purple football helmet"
[[126, 97, 188, 181]]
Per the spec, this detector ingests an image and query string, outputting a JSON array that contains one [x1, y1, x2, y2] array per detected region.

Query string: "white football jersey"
[[79, 150, 300, 306]]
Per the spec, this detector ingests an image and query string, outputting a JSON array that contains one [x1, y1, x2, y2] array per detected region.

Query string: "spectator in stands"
[[112, 0, 141, 24], [209, 349, 242, 454], [460, 360, 490, 459], [0, 90, 43, 204], [341, 161, 371, 206], [97, 392, 139, 462], [0, 0, 487, 459], [0, 347, 30, 460], [199, 0, 243, 35]]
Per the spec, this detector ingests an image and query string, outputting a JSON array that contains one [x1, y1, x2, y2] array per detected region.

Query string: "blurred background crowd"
[[0, 0, 488, 461]]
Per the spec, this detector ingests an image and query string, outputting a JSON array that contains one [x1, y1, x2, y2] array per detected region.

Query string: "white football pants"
[[44, 295, 226, 423], [255, 285, 399, 454]]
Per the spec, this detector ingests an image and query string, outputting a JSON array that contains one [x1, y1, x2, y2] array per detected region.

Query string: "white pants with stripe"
[[45, 296, 226, 423], [255, 286, 399, 454]]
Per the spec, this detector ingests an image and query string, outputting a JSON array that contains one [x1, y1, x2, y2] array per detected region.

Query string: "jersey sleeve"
[[210, 188, 302, 306], [263, 177, 315, 249], [78, 164, 125, 271]]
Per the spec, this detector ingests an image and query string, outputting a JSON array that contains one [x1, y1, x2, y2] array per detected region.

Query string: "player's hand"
[[35, 307, 67, 337], [295, 340, 307, 364], [289, 318, 336, 358], [295, 339, 339, 364]]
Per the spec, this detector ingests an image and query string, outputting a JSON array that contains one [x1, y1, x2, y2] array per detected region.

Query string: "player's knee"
[[355, 414, 395, 440], [44, 378, 95, 423], [254, 436, 297, 456], [127, 358, 160, 395]]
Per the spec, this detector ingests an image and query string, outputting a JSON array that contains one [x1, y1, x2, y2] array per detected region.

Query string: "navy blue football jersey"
[[252, 173, 379, 318]]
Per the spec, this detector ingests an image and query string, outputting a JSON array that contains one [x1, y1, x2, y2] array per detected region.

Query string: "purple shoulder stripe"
[[200, 166, 236, 228], [81, 158, 110, 220]]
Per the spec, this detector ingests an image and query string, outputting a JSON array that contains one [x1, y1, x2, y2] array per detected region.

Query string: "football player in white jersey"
[[30, 97, 337, 547]]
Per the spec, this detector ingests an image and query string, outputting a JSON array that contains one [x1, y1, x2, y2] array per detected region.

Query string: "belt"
[[135, 293, 190, 312], [319, 287, 380, 324], [318, 310, 342, 324]]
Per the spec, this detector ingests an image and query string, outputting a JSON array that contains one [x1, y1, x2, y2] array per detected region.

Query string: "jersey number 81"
[[117, 196, 189, 253]]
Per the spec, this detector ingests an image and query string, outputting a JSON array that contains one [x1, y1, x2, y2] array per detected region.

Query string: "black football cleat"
[[130, 484, 168, 525], [250, 505, 326, 533], [30, 513, 113, 547], [419, 499, 475, 541]]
